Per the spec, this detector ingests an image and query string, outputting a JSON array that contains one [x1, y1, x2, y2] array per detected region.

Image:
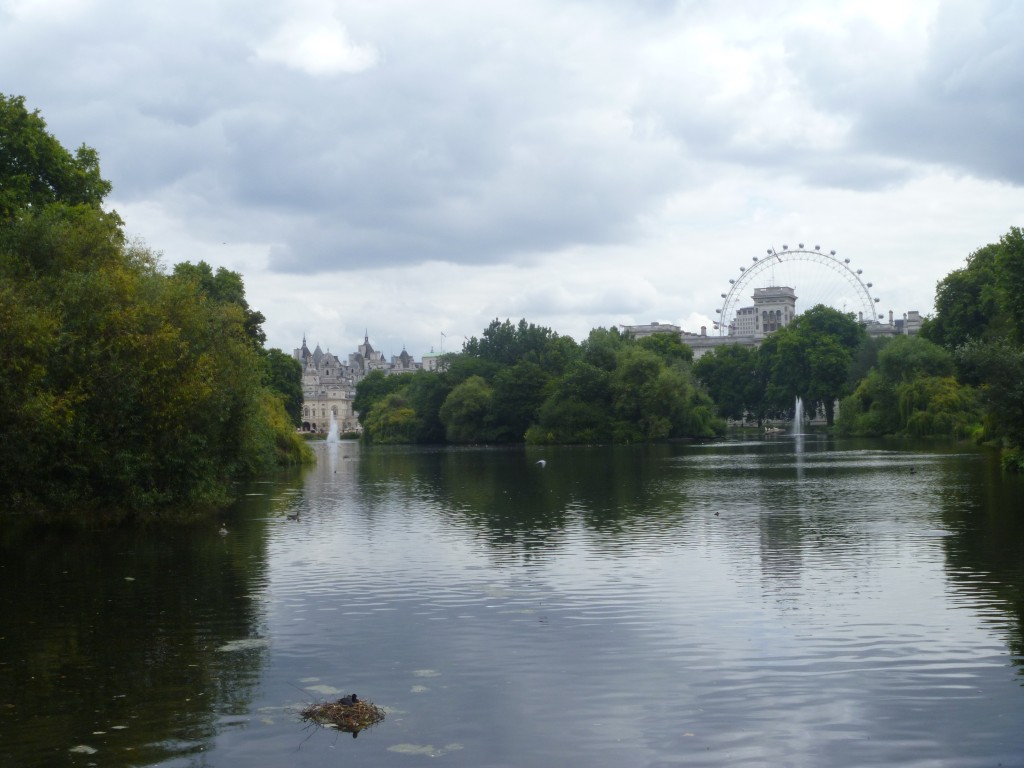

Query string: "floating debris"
[[300, 695, 386, 736], [216, 637, 269, 652]]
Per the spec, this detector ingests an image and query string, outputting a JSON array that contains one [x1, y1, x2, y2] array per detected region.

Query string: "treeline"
[[0, 94, 311, 517], [838, 227, 1024, 470], [354, 319, 723, 444], [691, 228, 1024, 470], [693, 304, 866, 427]]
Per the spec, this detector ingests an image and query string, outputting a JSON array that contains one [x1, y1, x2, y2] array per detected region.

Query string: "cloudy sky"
[[3, 0, 1023, 359]]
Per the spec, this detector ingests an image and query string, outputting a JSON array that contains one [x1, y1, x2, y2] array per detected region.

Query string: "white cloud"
[[253, 7, 378, 76], [3, 0, 1024, 358]]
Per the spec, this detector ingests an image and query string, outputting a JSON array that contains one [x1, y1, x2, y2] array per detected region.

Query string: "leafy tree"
[[877, 335, 954, 382], [995, 226, 1024, 343], [0, 93, 113, 220], [489, 360, 550, 442], [353, 370, 407, 429], [957, 338, 1024, 448], [462, 317, 566, 368], [172, 261, 267, 348], [637, 332, 694, 367], [921, 244, 1003, 348], [263, 348, 303, 426], [694, 344, 763, 422], [364, 392, 419, 444], [527, 361, 612, 444], [759, 305, 865, 425], [581, 326, 627, 371], [439, 375, 494, 443], [0, 96, 310, 516]]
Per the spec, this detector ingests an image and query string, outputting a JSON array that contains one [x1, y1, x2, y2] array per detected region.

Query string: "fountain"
[[792, 396, 804, 435], [326, 412, 339, 444]]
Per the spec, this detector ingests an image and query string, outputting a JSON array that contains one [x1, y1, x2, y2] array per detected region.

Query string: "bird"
[[218, 524, 229, 536], [337, 693, 359, 705], [536, 459, 547, 468], [286, 511, 300, 521]]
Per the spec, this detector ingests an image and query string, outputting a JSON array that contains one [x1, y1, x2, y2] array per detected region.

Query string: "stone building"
[[293, 333, 426, 433], [622, 284, 920, 362]]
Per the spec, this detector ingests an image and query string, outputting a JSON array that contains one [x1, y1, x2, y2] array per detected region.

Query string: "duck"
[[536, 459, 547, 468], [337, 693, 359, 705], [218, 524, 229, 536]]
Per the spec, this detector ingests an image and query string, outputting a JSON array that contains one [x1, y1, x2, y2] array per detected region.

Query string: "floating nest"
[[300, 696, 386, 735]]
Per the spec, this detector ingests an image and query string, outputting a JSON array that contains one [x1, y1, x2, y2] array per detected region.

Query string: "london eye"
[[713, 244, 882, 336]]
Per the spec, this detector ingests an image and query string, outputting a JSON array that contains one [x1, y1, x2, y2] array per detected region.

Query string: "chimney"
[[700, 326, 706, 336]]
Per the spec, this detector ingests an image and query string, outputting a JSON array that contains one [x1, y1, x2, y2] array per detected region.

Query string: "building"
[[622, 284, 920, 362], [293, 333, 429, 433]]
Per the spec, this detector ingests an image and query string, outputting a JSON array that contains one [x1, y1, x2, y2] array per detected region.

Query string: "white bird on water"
[[536, 460, 547, 468]]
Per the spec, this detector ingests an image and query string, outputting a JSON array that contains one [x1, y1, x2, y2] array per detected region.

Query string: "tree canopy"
[[0, 94, 310, 517]]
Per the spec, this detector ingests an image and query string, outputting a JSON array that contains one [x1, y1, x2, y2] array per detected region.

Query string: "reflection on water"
[[2, 436, 1023, 767]]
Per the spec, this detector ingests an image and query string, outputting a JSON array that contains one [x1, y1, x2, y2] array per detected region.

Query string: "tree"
[[0, 93, 113, 220], [489, 360, 550, 442], [353, 370, 406, 429], [693, 344, 763, 422], [995, 226, 1024, 343], [877, 335, 954, 382], [921, 244, 1003, 349], [439, 375, 494, 443], [759, 305, 865, 425], [637, 332, 694, 367], [263, 348, 303, 426], [0, 96, 311, 515], [172, 261, 267, 348], [364, 393, 419, 444]]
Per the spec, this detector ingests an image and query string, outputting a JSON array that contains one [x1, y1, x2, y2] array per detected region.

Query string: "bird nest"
[[299, 697, 386, 734]]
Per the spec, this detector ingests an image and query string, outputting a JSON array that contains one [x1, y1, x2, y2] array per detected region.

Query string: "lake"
[[2, 435, 1023, 767]]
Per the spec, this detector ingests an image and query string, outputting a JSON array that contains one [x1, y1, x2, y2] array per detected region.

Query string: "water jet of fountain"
[[792, 396, 804, 435], [327, 412, 339, 444]]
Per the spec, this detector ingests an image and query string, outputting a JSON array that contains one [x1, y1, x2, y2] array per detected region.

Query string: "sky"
[[3, 0, 1023, 360]]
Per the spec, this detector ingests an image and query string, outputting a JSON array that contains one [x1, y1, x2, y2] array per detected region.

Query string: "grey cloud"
[[789, 0, 1024, 186]]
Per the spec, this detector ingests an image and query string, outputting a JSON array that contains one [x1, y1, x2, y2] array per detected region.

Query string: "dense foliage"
[[916, 227, 1024, 468], [833, 227, 1024, 466], [0, 94, 311, 517], [355, 319, 724, 444], [694, 305, 865, 426]]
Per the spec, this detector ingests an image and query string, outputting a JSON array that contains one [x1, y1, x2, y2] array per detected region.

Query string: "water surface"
[[2, 435, 1023, 766]]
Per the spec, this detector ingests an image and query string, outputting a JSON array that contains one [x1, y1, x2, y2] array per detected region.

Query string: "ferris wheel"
[[713, 243, 882, 336]]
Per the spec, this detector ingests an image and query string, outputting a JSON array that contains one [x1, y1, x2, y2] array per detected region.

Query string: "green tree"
[[0, 93, 113, 220], [172, 261, 267, 348], [527, 361, 612, 444], [364, 392, 419, 443], [401, 371, 452, 443], [439, 375, 494, 443], [877, 335, 954, 382], [920, 244, 1003, 348], [353, 370, 407, 429], [693, 344, 763, 422], [637, 332, 694, 367], [994, 226, 1024, 343], [263, 348, 303, 426], [489, 360, 550, 442], [0, 97, 311, 515], [759, 305, 865, 425]]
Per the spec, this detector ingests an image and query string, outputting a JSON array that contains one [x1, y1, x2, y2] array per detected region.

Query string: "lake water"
[[2, 436, 1024, 767]]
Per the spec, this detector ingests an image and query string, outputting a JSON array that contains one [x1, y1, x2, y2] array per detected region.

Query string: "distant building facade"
[[293, 333, 427, 433], [622, 285, 920, 362]]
